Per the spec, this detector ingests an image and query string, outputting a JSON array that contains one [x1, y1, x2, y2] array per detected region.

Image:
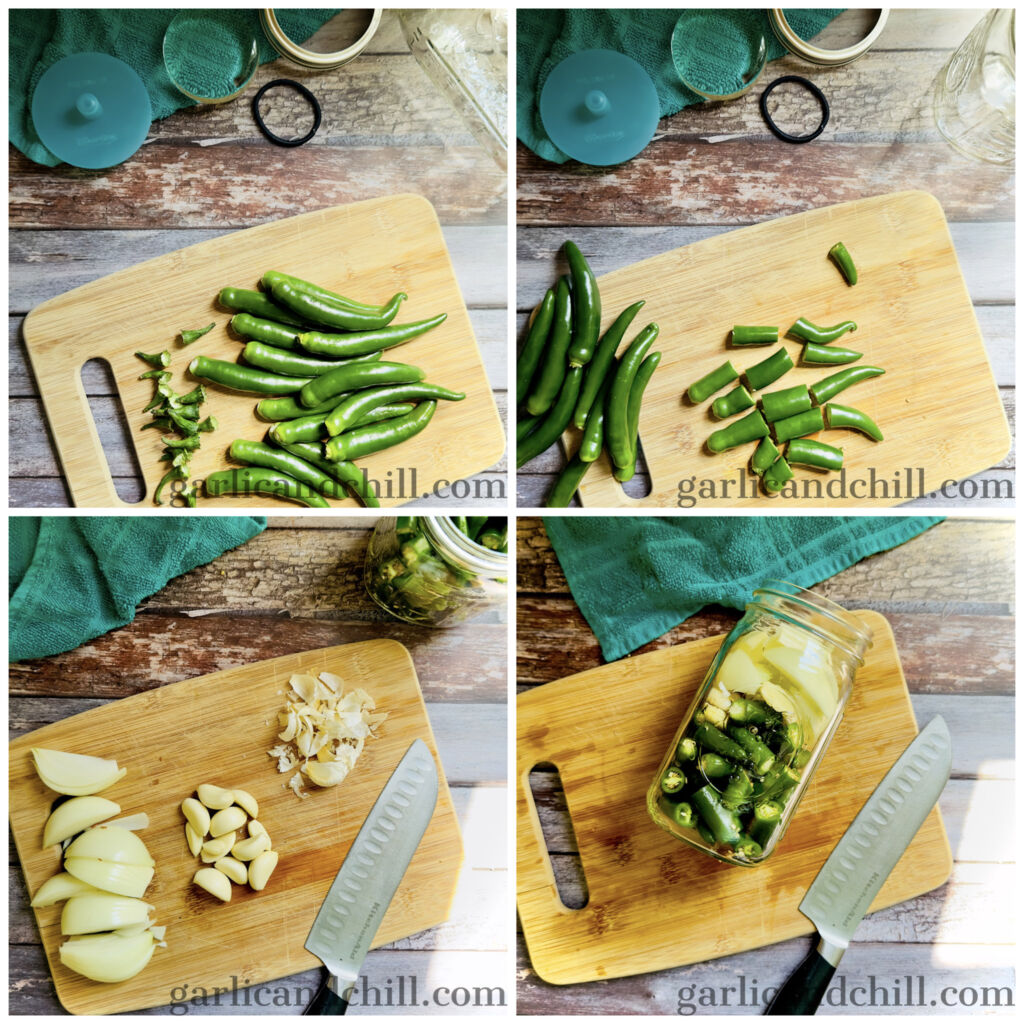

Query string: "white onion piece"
[[60, 894, 153, 935], [65, 825, 154, 867], [30, 872, 103, 908], [64, 858, 154, 899], [31, 748, 126, 796], [59, 930, 156, 982], [42, 797, 121, 848]]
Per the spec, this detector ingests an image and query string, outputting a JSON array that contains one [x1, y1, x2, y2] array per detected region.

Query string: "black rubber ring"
[[252, 78, 322, 147], [759, 75, 830, 144]]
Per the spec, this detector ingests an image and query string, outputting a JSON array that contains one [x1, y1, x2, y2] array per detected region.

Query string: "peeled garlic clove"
[[181, 798, 210, 838], [65, 825, 155, 867], [194, 867, 232, 902], [31, 872, 103, 907], [248, 850, 279, 892], [232, 788, 259, 818], [213, 856, 248, 885], [60, 929, 156, 983], [184, 823, 203, 857], [196, 784, 235, 811], [232, 833, 272, 861], [200, 833, 235, 863], [31, 748, 126, 796], [247, 819, 269, 842], [64, 858, 154, 899], [42, 796, 121, 848], [209, 806, 246, 838], [60, 894, 153, 935]]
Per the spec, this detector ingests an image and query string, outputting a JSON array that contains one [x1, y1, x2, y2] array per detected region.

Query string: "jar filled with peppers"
[[365, 516, 507, 627], [646, 581, 872, 866]]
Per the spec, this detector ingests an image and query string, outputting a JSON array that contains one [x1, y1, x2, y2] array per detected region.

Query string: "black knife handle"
[[764, 944, 837, 1015], [304, 971, 350, 1015]]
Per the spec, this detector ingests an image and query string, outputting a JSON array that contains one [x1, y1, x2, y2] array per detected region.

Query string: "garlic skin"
[[59, 929, 157, 983], [30, 872, 103, 908], [42, 796, 121, 849], [31, 748, 126, 796]]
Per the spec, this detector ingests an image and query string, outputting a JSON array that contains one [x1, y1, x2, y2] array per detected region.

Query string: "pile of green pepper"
[[516, 242, 661, 506], [366, 515, 507, 626], [154, 271, 464, 508], [657, 694, 811, 861], [688, 241, 886, 494]]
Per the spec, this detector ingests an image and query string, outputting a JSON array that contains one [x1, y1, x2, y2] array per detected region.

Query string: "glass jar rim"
[[751, 579, 872, 664], [420, 516, 507, 578]]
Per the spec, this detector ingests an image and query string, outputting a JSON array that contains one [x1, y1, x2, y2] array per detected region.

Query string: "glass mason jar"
[[646, 581, 872, 866], [364, 516, 507, 627]]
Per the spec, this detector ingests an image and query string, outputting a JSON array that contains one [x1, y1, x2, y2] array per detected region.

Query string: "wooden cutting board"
[[561, 191, 1009, 507], [517, 612, 952, 985], [22, 195, 504, 508], [10, 641, 463, 1014]]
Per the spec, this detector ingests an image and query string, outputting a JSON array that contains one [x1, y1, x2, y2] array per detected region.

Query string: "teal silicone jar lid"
[[31, 52, 152, 169], [539, 48, 659, 166]]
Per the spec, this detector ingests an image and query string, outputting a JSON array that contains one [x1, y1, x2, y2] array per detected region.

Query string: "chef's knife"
[[303, 738, 438, 1015], [766, 715, 951, 1016]]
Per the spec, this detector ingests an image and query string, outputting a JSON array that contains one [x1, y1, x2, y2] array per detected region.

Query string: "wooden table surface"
[[516, 516, 1015, 1014], [9, 518, 508, 1014], [9, 12, 508, 508], [516, 10, 1015, 508]]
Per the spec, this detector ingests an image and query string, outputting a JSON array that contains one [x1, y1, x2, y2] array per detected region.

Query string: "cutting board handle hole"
[[528, 762, 590, 911], [82, 359, 145, 503]]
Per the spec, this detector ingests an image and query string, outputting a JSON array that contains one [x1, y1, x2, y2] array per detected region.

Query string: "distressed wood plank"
[[516, 224, 1016, 306], [517, 143, 1013, 226], [10, 225, 508, 312]]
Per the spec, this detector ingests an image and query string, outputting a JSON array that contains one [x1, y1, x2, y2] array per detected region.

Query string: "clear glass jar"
[[646, 581, 872, 866], [364, 516, 507, 627]]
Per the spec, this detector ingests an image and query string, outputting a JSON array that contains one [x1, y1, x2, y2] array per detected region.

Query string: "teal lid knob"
[[539, 49, 660, 166], [30, 52, 152, 169]]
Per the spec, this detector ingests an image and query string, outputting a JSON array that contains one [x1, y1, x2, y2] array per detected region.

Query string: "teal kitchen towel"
[[543, 516, 944, 662], [518, 8, 843, 163], [10, 8, 338, 166], [9, 516, 266, 662]]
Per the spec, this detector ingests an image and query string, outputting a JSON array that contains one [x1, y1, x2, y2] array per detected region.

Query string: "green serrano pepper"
[[606, 323, 658, 470], [828, 241, 858, 285], [564, 240, 601, 367], [786, 317, 857, 344], [751, 436, 780, 476], [219, 286, 306, 326], [573, 300, 644, 428], [300, 361, 425, 408], [706, 409, 769, 453], [324, 382, 465, 436], [761, 384, 812, 423], [763, 456, 794, 495], [271, 279, 405, 332], [517, 288, 556, 405], [688, 360, 739, 403], [614, 351, 661, 483], [277, 443, 380, 507], [297, 313, 448, 359], [204, 466, 330, 507], [190, 356, 312, 394], [578, 372, 612, 463], [810, 366, 885, 404], [228, 439, 348, 500], [526, 275, 572, 416], [711, 384, 754, 420], [517, 365, 583, 469], [546, 453, 592, 507], [801, 342, 862, 366], [324, 401, 437, 461], [230, 313, 302, 350], [773, 406, 825, 443], [825, 402, 884, 441], [257, 394, 344, 421], [262, 270, 395, 316], [732, 325, 778, 346], [743, 348, 794, 391], [749, 800, 783, 847], [786, 437, 844, 471], [243, 341, 350, 378], [270, 403, 415, 445], [691, 785, 742, 847], [517, 413, 541, 443]]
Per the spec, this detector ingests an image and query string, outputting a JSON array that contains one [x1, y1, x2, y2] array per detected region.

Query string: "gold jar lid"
[[260, 8, 382, 70], [768, 9, 889, 67]]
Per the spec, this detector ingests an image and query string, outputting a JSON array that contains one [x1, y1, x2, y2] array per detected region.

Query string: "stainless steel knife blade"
[[304, 738, 438, 1012]]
